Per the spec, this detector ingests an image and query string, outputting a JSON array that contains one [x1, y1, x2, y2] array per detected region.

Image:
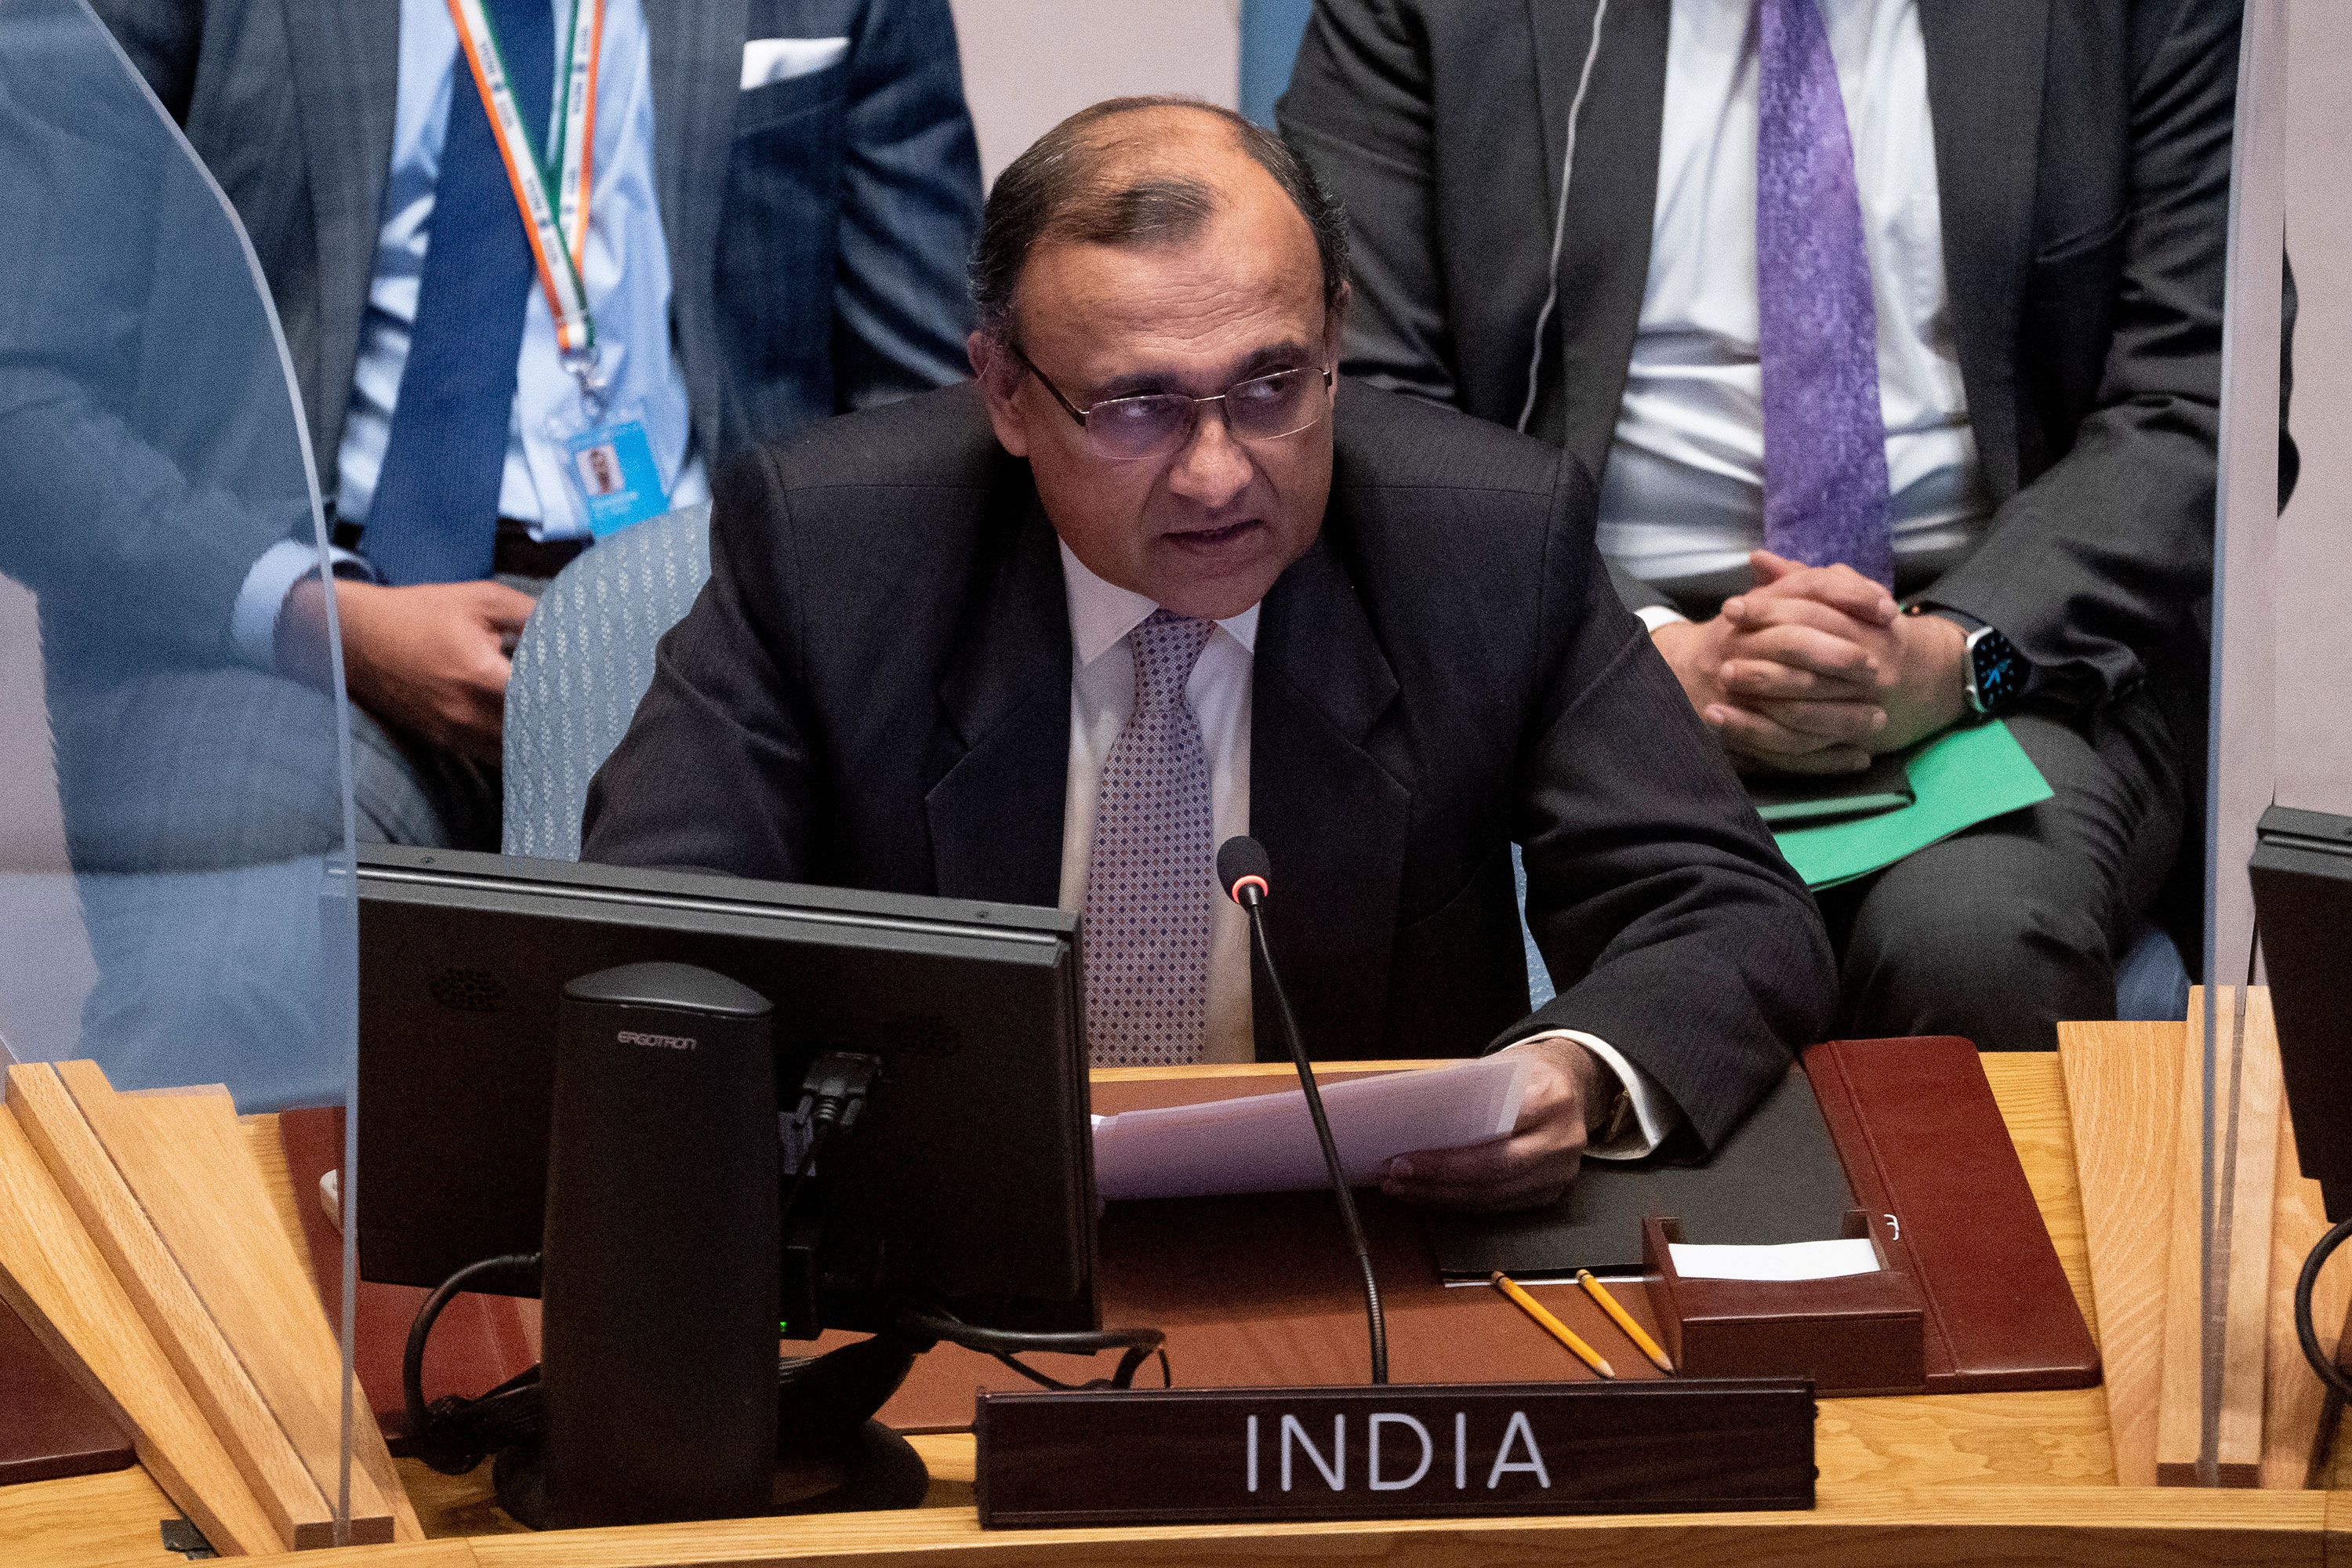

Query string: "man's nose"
[[1163, 403, 1254, 507]]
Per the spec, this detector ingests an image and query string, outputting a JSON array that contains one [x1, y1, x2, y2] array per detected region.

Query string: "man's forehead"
[[1014, 179, 1325, 382]]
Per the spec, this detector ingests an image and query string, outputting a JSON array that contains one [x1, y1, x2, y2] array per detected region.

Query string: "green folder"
[[1769, 719, 2053, 890]]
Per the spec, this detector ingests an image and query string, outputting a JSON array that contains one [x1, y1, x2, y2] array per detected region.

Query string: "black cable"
[[2295, 1215, 2352, 1404], [402, 1253, 543, 1475], [1242, 902, 1388, 1385], [780, 1051, 878, 1232], [782, 1120, 833, 1232], [895, 1305, 1169, 1391]]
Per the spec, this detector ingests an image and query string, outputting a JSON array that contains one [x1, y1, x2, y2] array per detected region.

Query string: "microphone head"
[[1217, 837, 1272, 905]]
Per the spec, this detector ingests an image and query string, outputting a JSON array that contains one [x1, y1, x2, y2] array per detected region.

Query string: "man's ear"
[[967, 332, 1033, 457]]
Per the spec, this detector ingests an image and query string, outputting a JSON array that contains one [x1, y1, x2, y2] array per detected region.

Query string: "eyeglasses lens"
[[1085, 368, 1325, 460]]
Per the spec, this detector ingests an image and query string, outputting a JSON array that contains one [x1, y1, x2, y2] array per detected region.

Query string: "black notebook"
[[1744, 752, 1915, 826], [1427, 1066, 1855, 1279]]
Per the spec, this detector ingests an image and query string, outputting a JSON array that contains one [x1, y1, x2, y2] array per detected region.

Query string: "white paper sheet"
[[1668, 1237, 1882, 1281], [1091, 1054, 1532, 1201]]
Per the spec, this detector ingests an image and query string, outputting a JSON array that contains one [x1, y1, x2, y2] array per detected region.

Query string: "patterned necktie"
[[1756, 0, 1894, 588], [364, 0, 555, 586], [1083, 609, 1218, 1067]]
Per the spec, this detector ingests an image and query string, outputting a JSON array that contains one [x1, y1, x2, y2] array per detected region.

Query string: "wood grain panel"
[[431, 1486, 2321, 1568], [2158, 990, 2283, 1486], [8, 1063, 335, 1548], [2060, 1019, 2184, 1486], [0, 1106, 278, 1555], [55, 1062, 415, 1541], [0, 1462, 187, 1568]]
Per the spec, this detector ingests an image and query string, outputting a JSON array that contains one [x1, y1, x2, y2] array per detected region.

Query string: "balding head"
[[969, 97, 1348, 348], [964, 100, 1350, 622]]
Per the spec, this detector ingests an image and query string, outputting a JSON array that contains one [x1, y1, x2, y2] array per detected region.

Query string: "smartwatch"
[[1909, 604, 2031, 715]]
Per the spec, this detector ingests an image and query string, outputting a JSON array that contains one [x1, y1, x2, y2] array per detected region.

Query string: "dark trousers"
[[1813, 690, 2187, 1052]]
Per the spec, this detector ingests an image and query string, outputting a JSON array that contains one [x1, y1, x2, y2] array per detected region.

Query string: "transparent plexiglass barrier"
[[0, 0, 363, 1541]]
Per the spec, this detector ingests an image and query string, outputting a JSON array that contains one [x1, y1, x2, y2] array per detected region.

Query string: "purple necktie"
[[1757, 0, 1893, 587], [1083, 610, 1218, 1067]]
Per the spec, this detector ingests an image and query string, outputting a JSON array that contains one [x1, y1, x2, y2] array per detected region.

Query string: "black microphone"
[[1218, 837, 1388, 1385]]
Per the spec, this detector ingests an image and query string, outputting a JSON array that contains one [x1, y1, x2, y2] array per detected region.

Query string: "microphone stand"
[[1236, 891, 1390, 1385]]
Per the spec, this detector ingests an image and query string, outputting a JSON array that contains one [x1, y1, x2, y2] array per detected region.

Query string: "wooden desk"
[[5, 1048, 2344, 1566]]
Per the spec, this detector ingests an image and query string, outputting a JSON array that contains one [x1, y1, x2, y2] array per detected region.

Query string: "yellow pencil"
[[1489, 1270, 1614, 1379], [1577, 1268, 1675, 1374]]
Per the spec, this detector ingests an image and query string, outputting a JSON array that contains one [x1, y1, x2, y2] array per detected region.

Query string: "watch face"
[[1970, 628, 2027, 710]]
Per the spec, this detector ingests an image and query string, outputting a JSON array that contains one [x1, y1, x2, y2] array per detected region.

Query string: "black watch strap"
[[1907, 604, 2031, 715]]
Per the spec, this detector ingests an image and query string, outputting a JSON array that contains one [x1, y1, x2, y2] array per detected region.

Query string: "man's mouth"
[[1166, 519, 1261, 550]]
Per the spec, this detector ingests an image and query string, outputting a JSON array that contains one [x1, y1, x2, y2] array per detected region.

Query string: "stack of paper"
[[1093, 1054, 1530, 1201]]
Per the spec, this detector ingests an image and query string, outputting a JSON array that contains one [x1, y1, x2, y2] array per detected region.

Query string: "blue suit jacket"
[[93, 0, 983, 499]]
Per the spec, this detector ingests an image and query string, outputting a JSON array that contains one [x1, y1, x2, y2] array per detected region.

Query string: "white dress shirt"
[[1053, 545, 1671, 1157], [230, 0, 710, 663], [1603, 0, 1991, 623], [334, 0, 706, 539]]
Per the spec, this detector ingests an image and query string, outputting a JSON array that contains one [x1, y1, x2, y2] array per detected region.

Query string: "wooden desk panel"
[[3, 1051, 2335, 1568]]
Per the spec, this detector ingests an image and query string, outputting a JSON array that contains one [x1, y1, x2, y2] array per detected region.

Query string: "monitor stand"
[[491, 1333, 932, 1527]]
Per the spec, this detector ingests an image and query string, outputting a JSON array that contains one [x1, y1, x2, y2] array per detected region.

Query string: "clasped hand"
[[1650, 549, 1968, 775]]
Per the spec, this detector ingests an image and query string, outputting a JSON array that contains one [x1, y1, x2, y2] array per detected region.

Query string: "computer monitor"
[[352, 846, 1096, 1336]]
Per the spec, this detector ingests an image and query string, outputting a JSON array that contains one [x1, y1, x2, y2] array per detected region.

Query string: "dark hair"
[[969, 96, 1348, 345]]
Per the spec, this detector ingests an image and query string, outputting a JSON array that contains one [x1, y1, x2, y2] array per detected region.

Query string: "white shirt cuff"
[[1502, 1029, 1679, 1160], [229, 538, 375, 668], [1635, 604, 1692, 633]]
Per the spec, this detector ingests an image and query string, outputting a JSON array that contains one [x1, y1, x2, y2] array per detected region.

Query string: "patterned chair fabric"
[[503, 503, 713, 859]]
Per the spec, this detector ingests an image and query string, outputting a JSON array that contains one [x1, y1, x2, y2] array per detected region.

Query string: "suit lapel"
[[924, 500, 1073, 909], [646, 0, 748, 463], [1247, 540, 1411, 1060], [1921, 0, 2049, 502], [281, 0, 401, 482], [1523, 0, 1671, 472]]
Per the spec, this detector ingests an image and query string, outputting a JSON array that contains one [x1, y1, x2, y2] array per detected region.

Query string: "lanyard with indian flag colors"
[[445, 0, 608, 403]]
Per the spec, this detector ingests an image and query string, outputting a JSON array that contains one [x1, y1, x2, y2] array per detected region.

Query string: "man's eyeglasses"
[[1009, 345, 1334, 463]]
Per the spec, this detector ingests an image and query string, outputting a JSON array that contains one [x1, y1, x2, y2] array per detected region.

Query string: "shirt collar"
[[1057, 539, 1261, 669]]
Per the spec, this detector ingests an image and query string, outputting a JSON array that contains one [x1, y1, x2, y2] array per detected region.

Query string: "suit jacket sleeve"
[[827, 0, 985, 409], [581, 448, 823, 877], [1278, 0, 1458, 412], [1504, 454, 1837, 1150], [1281, 2, 1671, 622], [1923, 0, 2235, 704]]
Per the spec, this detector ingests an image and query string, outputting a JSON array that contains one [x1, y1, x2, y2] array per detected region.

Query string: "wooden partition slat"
[[55, 1062, 419, 1541], [6, 1062, 336, 1548], [0, 1105, 278, 1555]]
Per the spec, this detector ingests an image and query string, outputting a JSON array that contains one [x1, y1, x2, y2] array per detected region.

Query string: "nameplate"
[[974, 1378, 1815, 1527]]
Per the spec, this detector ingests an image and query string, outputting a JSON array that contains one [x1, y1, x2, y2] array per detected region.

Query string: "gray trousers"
[[1813, 690, 2187, 1052], [38, 663, 500, 1109], [347, 702, 501, 851]]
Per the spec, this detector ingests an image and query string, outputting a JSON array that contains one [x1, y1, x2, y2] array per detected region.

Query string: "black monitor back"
[[2250, 805, 2352, 1222], [353, 847, 1095, 1334]]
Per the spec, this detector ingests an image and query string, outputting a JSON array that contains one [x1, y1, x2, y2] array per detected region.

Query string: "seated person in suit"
[[1276, 0, 2242, 1049], [582, 98, 1836, 1210], [98, 0, 984, 851]]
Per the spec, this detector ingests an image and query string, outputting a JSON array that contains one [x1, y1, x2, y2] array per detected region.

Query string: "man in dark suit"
[[1277, 0, 2239, 1049], [95, 0, 982, 848], [583, 99, 1835, 1209]]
